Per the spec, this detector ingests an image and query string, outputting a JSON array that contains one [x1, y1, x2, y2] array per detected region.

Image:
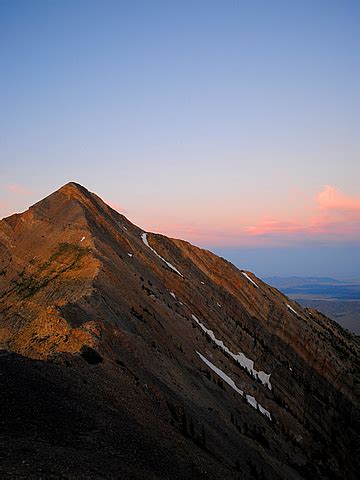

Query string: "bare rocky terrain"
[[0, 182, 359, 479]]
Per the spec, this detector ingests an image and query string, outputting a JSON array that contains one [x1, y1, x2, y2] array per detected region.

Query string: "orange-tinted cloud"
[[141, 218, 247, 246], [100, 185, 360, 248], [245, 219, 304, 236], [5, 183, 32, 196], [245, 185, 360, 244], [316, 185, 360, 211]]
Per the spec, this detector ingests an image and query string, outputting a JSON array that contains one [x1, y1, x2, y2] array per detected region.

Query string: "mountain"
[[0, 182, 359, 479], [263, 277, 344, 288]]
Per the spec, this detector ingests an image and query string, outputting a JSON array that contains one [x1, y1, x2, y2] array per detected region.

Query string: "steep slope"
[[0, 182, 359, 479]]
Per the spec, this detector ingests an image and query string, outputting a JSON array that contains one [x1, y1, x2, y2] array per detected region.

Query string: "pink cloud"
[[245, 185, 360, 245], [141, 219, 248, 246], [5, 183, 32, 196], [104, 185, 360, 248], [138, 186, 360, 247], [144, 221, 216, 241], [316, 185, 360, 211], [245, 219, 304, 236]]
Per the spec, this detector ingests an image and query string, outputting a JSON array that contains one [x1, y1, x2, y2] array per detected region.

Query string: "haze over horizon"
[[1, 1, 359, 277]]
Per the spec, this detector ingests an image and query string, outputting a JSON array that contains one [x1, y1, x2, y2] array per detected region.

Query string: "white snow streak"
[[191, 314, 272, 390], [259, 405, 271, 419], [170, 292, 177, 299], [141, 233, 183, 277], [128, 253, 133, 257], [197, 352, 243, 395], [241, 271, 259, 288], [196, 352, 271, 420], [246, 394, 257, 409], [244, 394, 271, 420], [80, 236, 85, 242], [286, 303, 300, 316]]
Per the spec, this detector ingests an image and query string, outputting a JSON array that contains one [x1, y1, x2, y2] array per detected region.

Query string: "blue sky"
[[1, 1, 359, 277]]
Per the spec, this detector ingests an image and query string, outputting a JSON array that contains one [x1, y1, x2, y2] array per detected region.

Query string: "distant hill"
[[295, 299, 360, 336], [264, 276, 360, 335], [263, 276, 344, 288]]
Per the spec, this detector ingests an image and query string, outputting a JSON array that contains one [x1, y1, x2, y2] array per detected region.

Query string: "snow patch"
[[241, 271, 259, 288], [245, 394, 271, 419], [170, 292, 176, 299], [197, 352, 243, 395], [246, 394, 257, 409], [257, 401, 272, 419], [191, 314, 272, 390], [196, 352, 271, 420], [286, 303, 300, 316], [217, 302, 222, 308], [80, 236, 85, 242], [201, 281, 205, 285], [128, 253, 133, 257], [141, 233, 183, 277]]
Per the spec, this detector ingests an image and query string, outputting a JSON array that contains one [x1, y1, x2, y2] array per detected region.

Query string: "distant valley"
[[264, 277, 360, 335]]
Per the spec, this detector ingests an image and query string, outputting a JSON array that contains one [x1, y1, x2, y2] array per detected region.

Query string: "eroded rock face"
[[0, 182, 359, 479]]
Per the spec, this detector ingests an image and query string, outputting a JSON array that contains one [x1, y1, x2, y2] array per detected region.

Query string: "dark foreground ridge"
[[0, 182, 359, 479]]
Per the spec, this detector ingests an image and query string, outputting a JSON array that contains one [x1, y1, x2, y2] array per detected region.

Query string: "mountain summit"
[[0, 183, 359, 479]]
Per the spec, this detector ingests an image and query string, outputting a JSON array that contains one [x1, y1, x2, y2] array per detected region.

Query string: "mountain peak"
[[27, 181, 115, 228], [57, 181, 94, 197], [50, 181, 95, 205]]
